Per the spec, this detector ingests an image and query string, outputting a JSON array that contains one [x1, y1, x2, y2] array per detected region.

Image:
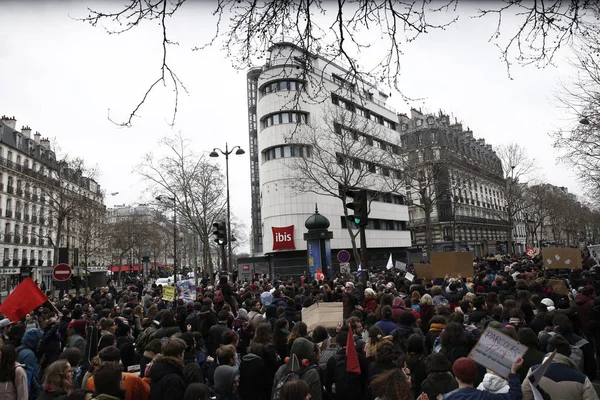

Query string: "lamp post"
[[209, 143, 245, 273], [156, 195, 177, 284]]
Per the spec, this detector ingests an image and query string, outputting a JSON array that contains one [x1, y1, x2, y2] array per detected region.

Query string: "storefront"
[[0, 267, 21, 298]]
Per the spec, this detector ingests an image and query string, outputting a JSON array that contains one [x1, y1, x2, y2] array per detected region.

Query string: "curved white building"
[[246, 41, 411, 278]]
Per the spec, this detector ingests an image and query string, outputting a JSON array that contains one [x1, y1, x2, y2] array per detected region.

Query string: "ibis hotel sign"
[[272, 225, 295, 251]]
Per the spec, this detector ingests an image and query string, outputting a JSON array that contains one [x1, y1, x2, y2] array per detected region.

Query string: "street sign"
[[339, 262, 350, 274], [337, 250, 351, 263], [53, 263, 72, 281]]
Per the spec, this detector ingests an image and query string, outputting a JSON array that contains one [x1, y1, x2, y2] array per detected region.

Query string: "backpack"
[[214, 290, 224, 303], [330, 353, 363, 397], [547, 332, 588, 372], [273, 354, 313, 400]]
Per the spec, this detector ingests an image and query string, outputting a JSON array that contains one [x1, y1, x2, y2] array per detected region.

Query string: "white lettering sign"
[[468, 327, 528, 378]]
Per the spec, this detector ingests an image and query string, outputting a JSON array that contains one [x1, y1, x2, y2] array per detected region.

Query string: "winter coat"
[[405, 354, 427, 398], [116, 336, 137, 371], [67, 333, 86, 356], [392, 298, 409, 322], [421, 372, 458, 400], [443, 373, 521, 400], [528, 312, 547, 335], [239, 353, 271, 400], [208, 323, 231, 357], [519, 347, 546, 383], [521, 353, 597, 400], [36, 387, 68, 400], [17, 329, 43, 400], [148, 356, 186, 400], [477, 373, 509, 394], [214, 365, 240, 400], [39, 324, 62, 374], [273, 363, 321, 400], [374, 319, 396, 336], [368, 361, 397, 381], [362, 298, 377, 314], [575, 293, 595, 334], [0, 363, 28, 400], [540, 330, 597, 380], [154, 326, 181, 340], [342, 294, 359, 319], [247, 311, 264, 329]]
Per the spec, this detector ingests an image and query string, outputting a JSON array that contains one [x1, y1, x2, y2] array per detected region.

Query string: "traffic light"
[[346, 189, 368, 226], [213, 222, 227, 246]]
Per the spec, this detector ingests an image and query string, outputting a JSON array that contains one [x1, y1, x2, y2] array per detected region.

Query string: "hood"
[[576, 294, 594, 306], [393, 297, 406, 308], [242, 353, 262, 362], [393, 323, 413, 337], [21, 328, 43, 350], [214, 365, 239, 396], [545, 352, 579, 369], [148, 356, 184, 382], [480, 373, 508, 392], [290, 337, 314, 361]]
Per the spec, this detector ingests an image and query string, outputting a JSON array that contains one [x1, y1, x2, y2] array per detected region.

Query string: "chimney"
[[40, 138, 50, 149], [34, 132, 41, 144], [1, 116, 16, 130], [21, 126, 32, 139]]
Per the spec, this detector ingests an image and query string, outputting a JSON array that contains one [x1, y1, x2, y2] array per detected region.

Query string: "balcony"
[[15, 212, 21, 220], [12, 259, 19, 266], [22, 237, 28, 244], [21, 258, 28, 266], [13, 235, 20, 244], [30, 258, 36, 266], [16, 188, 23, 197], [31, 216, 37, 224], [7, 186, 14, 194], [3, 259, 10, 267], [3, 234, 11, 243], [32, 194, 38, 201], [5, 210, 12, 218], [24, 191, 30, 199], [24, 214, 29, 222]]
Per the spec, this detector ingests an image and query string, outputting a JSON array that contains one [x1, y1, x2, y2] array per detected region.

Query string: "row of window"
[[263, 145, 311, 162], [260, 79, 305, 96], [331, 95, 397, 130], [341, 216, 407, 231], [333, 123, 400, 154], [336, 153, 402, 179], [261, 112, 308, 129]]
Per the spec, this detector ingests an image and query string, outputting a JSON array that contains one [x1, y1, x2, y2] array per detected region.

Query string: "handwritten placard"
[[468, 326, 528, 378], [542, 248, 582, 269], [162, 286, 175, 302]]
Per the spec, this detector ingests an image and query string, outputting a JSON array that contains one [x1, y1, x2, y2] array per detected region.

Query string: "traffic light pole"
[[360, 225, 368, 283], [221, 244, 227, 274]]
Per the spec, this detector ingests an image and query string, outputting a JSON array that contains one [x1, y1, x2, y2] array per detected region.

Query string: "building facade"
[[400, 110, 509, 259], [0, 116, 105, 293], [247, 41, 411, 278]]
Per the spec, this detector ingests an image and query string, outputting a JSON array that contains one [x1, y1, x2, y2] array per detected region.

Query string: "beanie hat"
[[452, 357, 478, 384], [68, 319, 87, 337], [541, 298, 555, 312], [547, 333, 572, 357]]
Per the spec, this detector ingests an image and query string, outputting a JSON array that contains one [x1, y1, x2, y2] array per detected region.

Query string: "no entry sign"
[[337, 250, 350, 263], [53, 263, 72, 281]]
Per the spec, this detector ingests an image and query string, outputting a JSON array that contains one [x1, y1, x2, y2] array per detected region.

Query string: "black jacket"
[[529, 312, 547, 335], [148, 356, 186, 400], [238, 353, 271, 400], [420, 372, 458, 400], [324, 349, 368, 400], [519, 347, 546, 383], [37, 387, 68, 400], [208, 323, 231, 357]]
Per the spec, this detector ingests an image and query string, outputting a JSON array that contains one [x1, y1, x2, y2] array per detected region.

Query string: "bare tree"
[[108, 213, 153, 283], [288, 106, 403, 264], [137, 133, 228, 283], [74, 200, 108, 268], [495, 143, 536, 254]]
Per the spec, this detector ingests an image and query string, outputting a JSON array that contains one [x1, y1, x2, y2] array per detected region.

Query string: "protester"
[[0, 344, 28, 400]]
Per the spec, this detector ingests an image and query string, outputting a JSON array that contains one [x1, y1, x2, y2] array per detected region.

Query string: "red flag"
[[346, 324, 361, 374], [0, 278, 48, 322]]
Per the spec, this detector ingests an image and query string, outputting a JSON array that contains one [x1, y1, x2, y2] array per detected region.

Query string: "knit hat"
[[0, 318, 12, 329], [237, 308, 248, 320], [541, 298, 555, 312], [68, 319, 87, 336], [452, 357, 478, 384], [547, 334, 572, 357]]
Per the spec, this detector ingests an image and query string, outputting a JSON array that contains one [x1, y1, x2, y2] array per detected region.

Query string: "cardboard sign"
[[301, 302, 343, 333], [414, 264, 433, 280], [162, 286, 175, 302], [405, 272, 414, 282], [431, 252, 474, 278], [549, 279, 569, 295], [543, 247, 582, 269], [469, 326, 528, 378]]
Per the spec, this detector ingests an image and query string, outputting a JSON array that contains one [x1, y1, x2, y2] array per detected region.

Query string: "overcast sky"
[[0, 2, 581, 254]]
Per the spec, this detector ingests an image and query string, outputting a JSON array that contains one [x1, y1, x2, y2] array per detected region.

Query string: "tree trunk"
[[424, 205, 433, 261], [193, 234, 199, 287], [507, 212, 514, 255]]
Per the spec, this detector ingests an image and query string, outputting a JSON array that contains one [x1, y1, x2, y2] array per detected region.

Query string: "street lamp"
[[209, 143, 245, 274], [156, 195, 177, 284]]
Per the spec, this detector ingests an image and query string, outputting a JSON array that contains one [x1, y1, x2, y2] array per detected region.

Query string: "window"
[[16, 135, 21, 150], [261, 112, 307, 129], [261, 79, 304, 96], [416, 119, 423, 127], [401, 123, 408, 131], [263, 145, 311, 162], [352, 159, 361, 169], [332, 95, 340, 105], [427, 116, 435, 125], [367, 163, 376, 173]]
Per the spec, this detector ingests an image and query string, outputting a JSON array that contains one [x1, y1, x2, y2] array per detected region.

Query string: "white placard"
[[395, 261, 407, 271], [405, 272, 414, 282], [468, 327, 528, 378]]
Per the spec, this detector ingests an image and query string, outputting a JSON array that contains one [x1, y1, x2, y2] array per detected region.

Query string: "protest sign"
[[542, 247, 582, 269], [468, 326, 528, 378], [431, 252, 474, 278], [405, 272, 414, 282], [395, 261, 407, 270], [549, 279, 569, 295], [301, 302, 343, 333], [162, 286, 175, 302], [414, 263, 433, 280], [177, 279, 196, 302]]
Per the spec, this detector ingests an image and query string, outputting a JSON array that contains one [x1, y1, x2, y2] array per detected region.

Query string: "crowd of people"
[[0, 251, 599, 400]]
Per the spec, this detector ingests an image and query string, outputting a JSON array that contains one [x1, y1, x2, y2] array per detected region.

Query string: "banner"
[[469, 327, 528, 378], [177, 280, 196, 302], [431, 252, 474, 278], [414, 263, 433, 280], [307, 239, 321, 278], [542, 247, 582, 269], [162, 286, 175, 302]]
